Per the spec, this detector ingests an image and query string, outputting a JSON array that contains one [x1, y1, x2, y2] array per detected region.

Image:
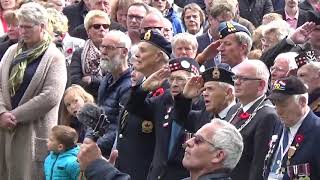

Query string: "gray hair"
[[171, 32, 198, 51], [106, 30, 132, 50], [234, 32, 252, 55], [209, 119, 243, 170], [16, 2, 48, 26], [274, 52, 298, 70], [217, 82, 235, 94]]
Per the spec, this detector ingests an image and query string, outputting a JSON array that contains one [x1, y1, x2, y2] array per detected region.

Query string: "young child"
[[62, 84, 94, 142], [44, 125, 80, 180]]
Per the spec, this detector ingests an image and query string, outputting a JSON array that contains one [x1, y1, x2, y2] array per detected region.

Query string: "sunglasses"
[[91, 24, 110, 30]]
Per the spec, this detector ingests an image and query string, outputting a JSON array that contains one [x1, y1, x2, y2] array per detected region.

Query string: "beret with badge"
[[295, 50, 319, 68], [218, 21, 251, 39], [268, 76, 308, 101], [169, 57, 200, 75], [140, 29, 172, 57], [201, 64, 234, 85]]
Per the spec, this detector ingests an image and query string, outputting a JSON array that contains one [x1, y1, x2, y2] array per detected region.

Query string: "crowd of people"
[[0, 0, 319, 179]]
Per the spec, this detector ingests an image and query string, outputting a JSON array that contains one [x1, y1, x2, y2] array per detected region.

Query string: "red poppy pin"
[[66, 48, 73, 54], [239, 112, 250, 120], [152, 88, 164, 97], [294, 134, 304, 144]]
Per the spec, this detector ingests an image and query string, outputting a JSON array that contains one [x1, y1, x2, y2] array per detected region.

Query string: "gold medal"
[[288, 146, 297, 158], [142, 120, 153, 133]]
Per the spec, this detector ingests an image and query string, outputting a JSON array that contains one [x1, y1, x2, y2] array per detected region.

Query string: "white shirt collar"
[[242, 95, 265, 112], [218, 101, 236, 119]]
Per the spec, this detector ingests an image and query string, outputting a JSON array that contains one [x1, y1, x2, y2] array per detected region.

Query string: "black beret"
[[169, 57, 200, 75], [140, 29, 172, 57], [268, 76, 308, 101], [202, 64, 234, 85], [218, 21, 251, 39], [295, 50, 318, 68]]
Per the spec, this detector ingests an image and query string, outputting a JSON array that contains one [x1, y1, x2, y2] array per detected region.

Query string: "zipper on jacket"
[[50, 154, 59, 180]]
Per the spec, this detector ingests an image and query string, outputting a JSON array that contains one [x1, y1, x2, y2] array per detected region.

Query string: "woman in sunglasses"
[[69, 10, 110, 99], [0, 2, 67, 179]]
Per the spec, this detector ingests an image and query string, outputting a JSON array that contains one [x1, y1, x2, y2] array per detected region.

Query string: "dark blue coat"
[[263, 110, 320, 180], [87, 69, 132, 157]]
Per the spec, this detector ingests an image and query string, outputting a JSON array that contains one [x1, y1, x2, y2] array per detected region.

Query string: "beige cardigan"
[[0, 43, 67, 180]]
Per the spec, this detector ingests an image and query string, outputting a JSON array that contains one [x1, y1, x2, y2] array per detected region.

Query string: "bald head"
[[140, 12, 164, 34]]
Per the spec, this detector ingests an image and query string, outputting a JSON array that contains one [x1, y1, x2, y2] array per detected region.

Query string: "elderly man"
[[127, 2, 150, 44], [85, 30, 132, 157], [263, 76, 320, 180], [116, 29, 172, 180], [182, 119, 244, 180], [217, 21, 252, 67], [296, 51, 320, 116], [174, 65, 238, 132], [126, 57, 201, 180], [140, 12, 164, 35], [270, 52, 298, 84], [228, 60, 279, 180]]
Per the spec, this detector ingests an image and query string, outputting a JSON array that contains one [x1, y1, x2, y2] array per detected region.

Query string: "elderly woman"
[[172, 32, 198, 58], [0, 2, 67, 179], [182, 3, 205, 36], [70, 10, 110, 99]]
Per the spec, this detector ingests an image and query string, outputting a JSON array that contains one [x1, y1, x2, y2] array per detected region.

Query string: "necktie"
[[168, 121, 182, 159], [231, 108, 244, 125], [271, 127, 290, 173]]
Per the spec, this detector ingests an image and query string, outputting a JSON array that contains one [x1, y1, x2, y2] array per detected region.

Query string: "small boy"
[[44, 125, 80, 180]]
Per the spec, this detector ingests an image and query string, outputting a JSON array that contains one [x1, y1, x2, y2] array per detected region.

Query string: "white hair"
[[209, 119, 244, 170], [106, 30, 132, 50], [234, 32, 252, 55], [217, 82, 235, 94], [293, 93, 309, 105], [171, 32, 198, 51], [262, 20, 292, 41], [17, 2, 48, 26], [274, 52, 298, 70]]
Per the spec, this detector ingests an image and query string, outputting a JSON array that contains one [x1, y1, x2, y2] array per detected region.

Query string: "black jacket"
[[238, 0, 274, 27], [274, 8, 318, 28], [182, 170, 232, 180], [62, 0, 88, 33], [126, 87, 189, 180], [85, 159, 130, 180]]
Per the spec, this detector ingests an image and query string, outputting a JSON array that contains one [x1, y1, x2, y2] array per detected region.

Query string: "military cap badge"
[[212, 67, 220, 79]]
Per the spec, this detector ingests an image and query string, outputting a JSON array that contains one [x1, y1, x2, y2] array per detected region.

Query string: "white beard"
[[100, 55, 123, 73]]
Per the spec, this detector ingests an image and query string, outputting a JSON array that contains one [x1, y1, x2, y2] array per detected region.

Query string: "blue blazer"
[[263, 110, 320, 180]]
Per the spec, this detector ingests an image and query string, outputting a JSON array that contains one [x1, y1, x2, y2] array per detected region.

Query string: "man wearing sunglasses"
[[182, 119, 244, 180]]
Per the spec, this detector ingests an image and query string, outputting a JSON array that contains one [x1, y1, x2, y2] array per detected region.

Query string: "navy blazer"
[[263, 110, 320, 180]]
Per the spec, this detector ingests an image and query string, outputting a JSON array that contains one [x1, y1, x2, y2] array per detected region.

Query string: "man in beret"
[[228, 60, 279, 180], [296, 51, 320, 117], [125, 57, 200, 180], [263, 76, 320, 180], [116, 29, 172, 180], [217, 21, 252, 67], [173, 65, 239, 132]]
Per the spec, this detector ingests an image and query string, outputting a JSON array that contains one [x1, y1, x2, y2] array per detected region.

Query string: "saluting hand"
[[141, 66, 171, 91], [289, 22, 316, 44], [183, 76, 204, 99], [196, 40, 221, 64]]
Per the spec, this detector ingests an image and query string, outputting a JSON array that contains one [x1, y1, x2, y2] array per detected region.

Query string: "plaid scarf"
[[8, 32, 51, 96]]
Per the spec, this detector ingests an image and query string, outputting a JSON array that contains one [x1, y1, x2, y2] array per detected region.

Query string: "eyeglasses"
[[168, 76, 189, 84], [18, 24, 37, 30], [193, 134, 215, 147], [91, 24, 110, 30], [128, 14, 144, 21], [270, 66, 288, 73], [100, 45, 125, 51], [232, 75, 262, 82]]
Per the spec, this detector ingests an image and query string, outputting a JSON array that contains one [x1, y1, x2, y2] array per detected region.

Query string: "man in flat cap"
[[116, 29, 172, 180], [296, 51, 320, 117], [173, 65, 239, 132], [217, 21, 252, 67], [263, 76, 320, 180], [125, 57, 201, 180], [228, 60, 279, 180]]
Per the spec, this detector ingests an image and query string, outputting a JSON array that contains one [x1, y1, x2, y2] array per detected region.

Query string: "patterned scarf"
[[81, 39, 101, 76], [9, 32, 51, 97]]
